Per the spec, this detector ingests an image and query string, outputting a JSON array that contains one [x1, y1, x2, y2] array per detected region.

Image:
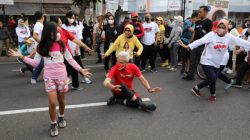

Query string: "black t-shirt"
[[164, 25, 172, 38], [104, 26, 120, 46], [194, 18, 212, 40]]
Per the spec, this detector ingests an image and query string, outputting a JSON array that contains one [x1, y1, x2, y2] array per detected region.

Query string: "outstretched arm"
[[64, 49, 92, 77], [73, 38, 93, 53], [104, 36, 120, 57], [138, 76, 161, 94], [8, 49, 41, 67]]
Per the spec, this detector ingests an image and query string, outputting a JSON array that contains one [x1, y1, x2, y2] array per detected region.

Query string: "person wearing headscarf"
[[179, 19, 250, 102], [165, 16, 183, 71]]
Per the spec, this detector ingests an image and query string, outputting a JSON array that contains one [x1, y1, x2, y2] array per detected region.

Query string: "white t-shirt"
[[189, 31, 250, 68], [77, 21, 84, 40], [62, 24, 82, 56], [142, 22, 160, 45], [33, 22, 44, 48], [16, 26, 31, 43]]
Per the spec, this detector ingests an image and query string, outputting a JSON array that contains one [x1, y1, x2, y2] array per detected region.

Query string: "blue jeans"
[[32, 58, 44, 80]]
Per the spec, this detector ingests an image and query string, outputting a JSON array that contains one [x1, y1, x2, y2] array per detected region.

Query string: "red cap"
[[131, 12, 139, 18]]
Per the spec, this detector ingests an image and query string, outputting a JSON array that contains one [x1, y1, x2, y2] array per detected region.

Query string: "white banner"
[[0, 0, 14, 5], [168, 0, 181, 11]]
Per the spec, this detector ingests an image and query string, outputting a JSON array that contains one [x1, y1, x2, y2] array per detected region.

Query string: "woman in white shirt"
[[62, 11, 91, 90], [16, 18, 31, 48], [179, 19, 250, 103]]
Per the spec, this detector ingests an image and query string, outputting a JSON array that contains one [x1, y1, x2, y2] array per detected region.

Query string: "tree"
[[73, 0, 102, 21]]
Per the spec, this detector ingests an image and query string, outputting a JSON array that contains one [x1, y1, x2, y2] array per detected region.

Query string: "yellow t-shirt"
[[156, 25, 165, 42], [104, 34, 143, 59]]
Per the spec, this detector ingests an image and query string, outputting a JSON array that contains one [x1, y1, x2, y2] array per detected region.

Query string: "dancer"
[[104, 51, 161, 112], [8, 22, 92, 137], [179, 19, 250, 102]]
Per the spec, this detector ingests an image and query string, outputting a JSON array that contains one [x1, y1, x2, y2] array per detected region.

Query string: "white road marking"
[[11, 64, 103, 72], [12, 69, 21, 72], [0, 58, 97, 65], [0, 98, 151, 116]]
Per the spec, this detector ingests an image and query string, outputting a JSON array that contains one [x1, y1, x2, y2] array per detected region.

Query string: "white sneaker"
[[31, 78, 37, 84], [166, 66, 172, 69], [226, 69, 233, 74], [81, 77, 92, 84], [169, 67, 177, 71]]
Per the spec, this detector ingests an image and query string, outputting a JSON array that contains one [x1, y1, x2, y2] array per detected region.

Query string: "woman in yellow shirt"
[[155, 17, 168, 67], [104, 24, 143, 62]]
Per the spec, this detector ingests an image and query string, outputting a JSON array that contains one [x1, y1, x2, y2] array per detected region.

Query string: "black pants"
[[104, 52, 116, 71], [80, 47, 85, 59], [187, 46, 204, 78], [154, 44, 168, 62], [235, 61, 250, 85], [133, 47, 140, 67], [141, 43, 156, 70], [218, 65, 231, 84], [180, 40, 190, 71], [113, 83, 141, 108], [226, 51, 233, 69], [71, 55, 84, 88], [21, 63, 33, 73], [104, 43, 116, 71], [197, 65, 219, 95], [96, 43, 102, 62], [64, 59, 71, 77]]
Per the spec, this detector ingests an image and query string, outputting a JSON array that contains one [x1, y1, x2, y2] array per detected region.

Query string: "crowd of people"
[[1, 5, 250, 137]]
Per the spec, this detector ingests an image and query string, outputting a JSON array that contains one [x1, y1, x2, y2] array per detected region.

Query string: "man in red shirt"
[[130, 12, 144, 67], [104, 51, 161, 112]]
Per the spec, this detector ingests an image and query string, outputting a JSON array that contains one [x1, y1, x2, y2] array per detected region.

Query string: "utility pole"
[[2, 5, 6, 25]]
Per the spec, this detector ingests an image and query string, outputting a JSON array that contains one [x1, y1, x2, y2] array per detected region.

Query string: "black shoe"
[[180, 68, 185, 75], [140, 103, 157, 112], [182, 76, 194, 81], [107, 96, 117, 106], [20, 68, 25, 75]]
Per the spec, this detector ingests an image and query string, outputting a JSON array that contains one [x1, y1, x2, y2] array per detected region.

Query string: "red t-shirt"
[[108, 63, 142, 93], [58, 28, 75, 54]]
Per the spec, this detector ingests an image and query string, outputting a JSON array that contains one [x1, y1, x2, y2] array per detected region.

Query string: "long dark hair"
[[37, 22, 65, 57], [108, 15, 117, 26], [65, 11, 76, 26]]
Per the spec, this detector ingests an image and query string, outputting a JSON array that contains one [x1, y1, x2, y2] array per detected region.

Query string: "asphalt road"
[[0, 58, 250, 140]]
